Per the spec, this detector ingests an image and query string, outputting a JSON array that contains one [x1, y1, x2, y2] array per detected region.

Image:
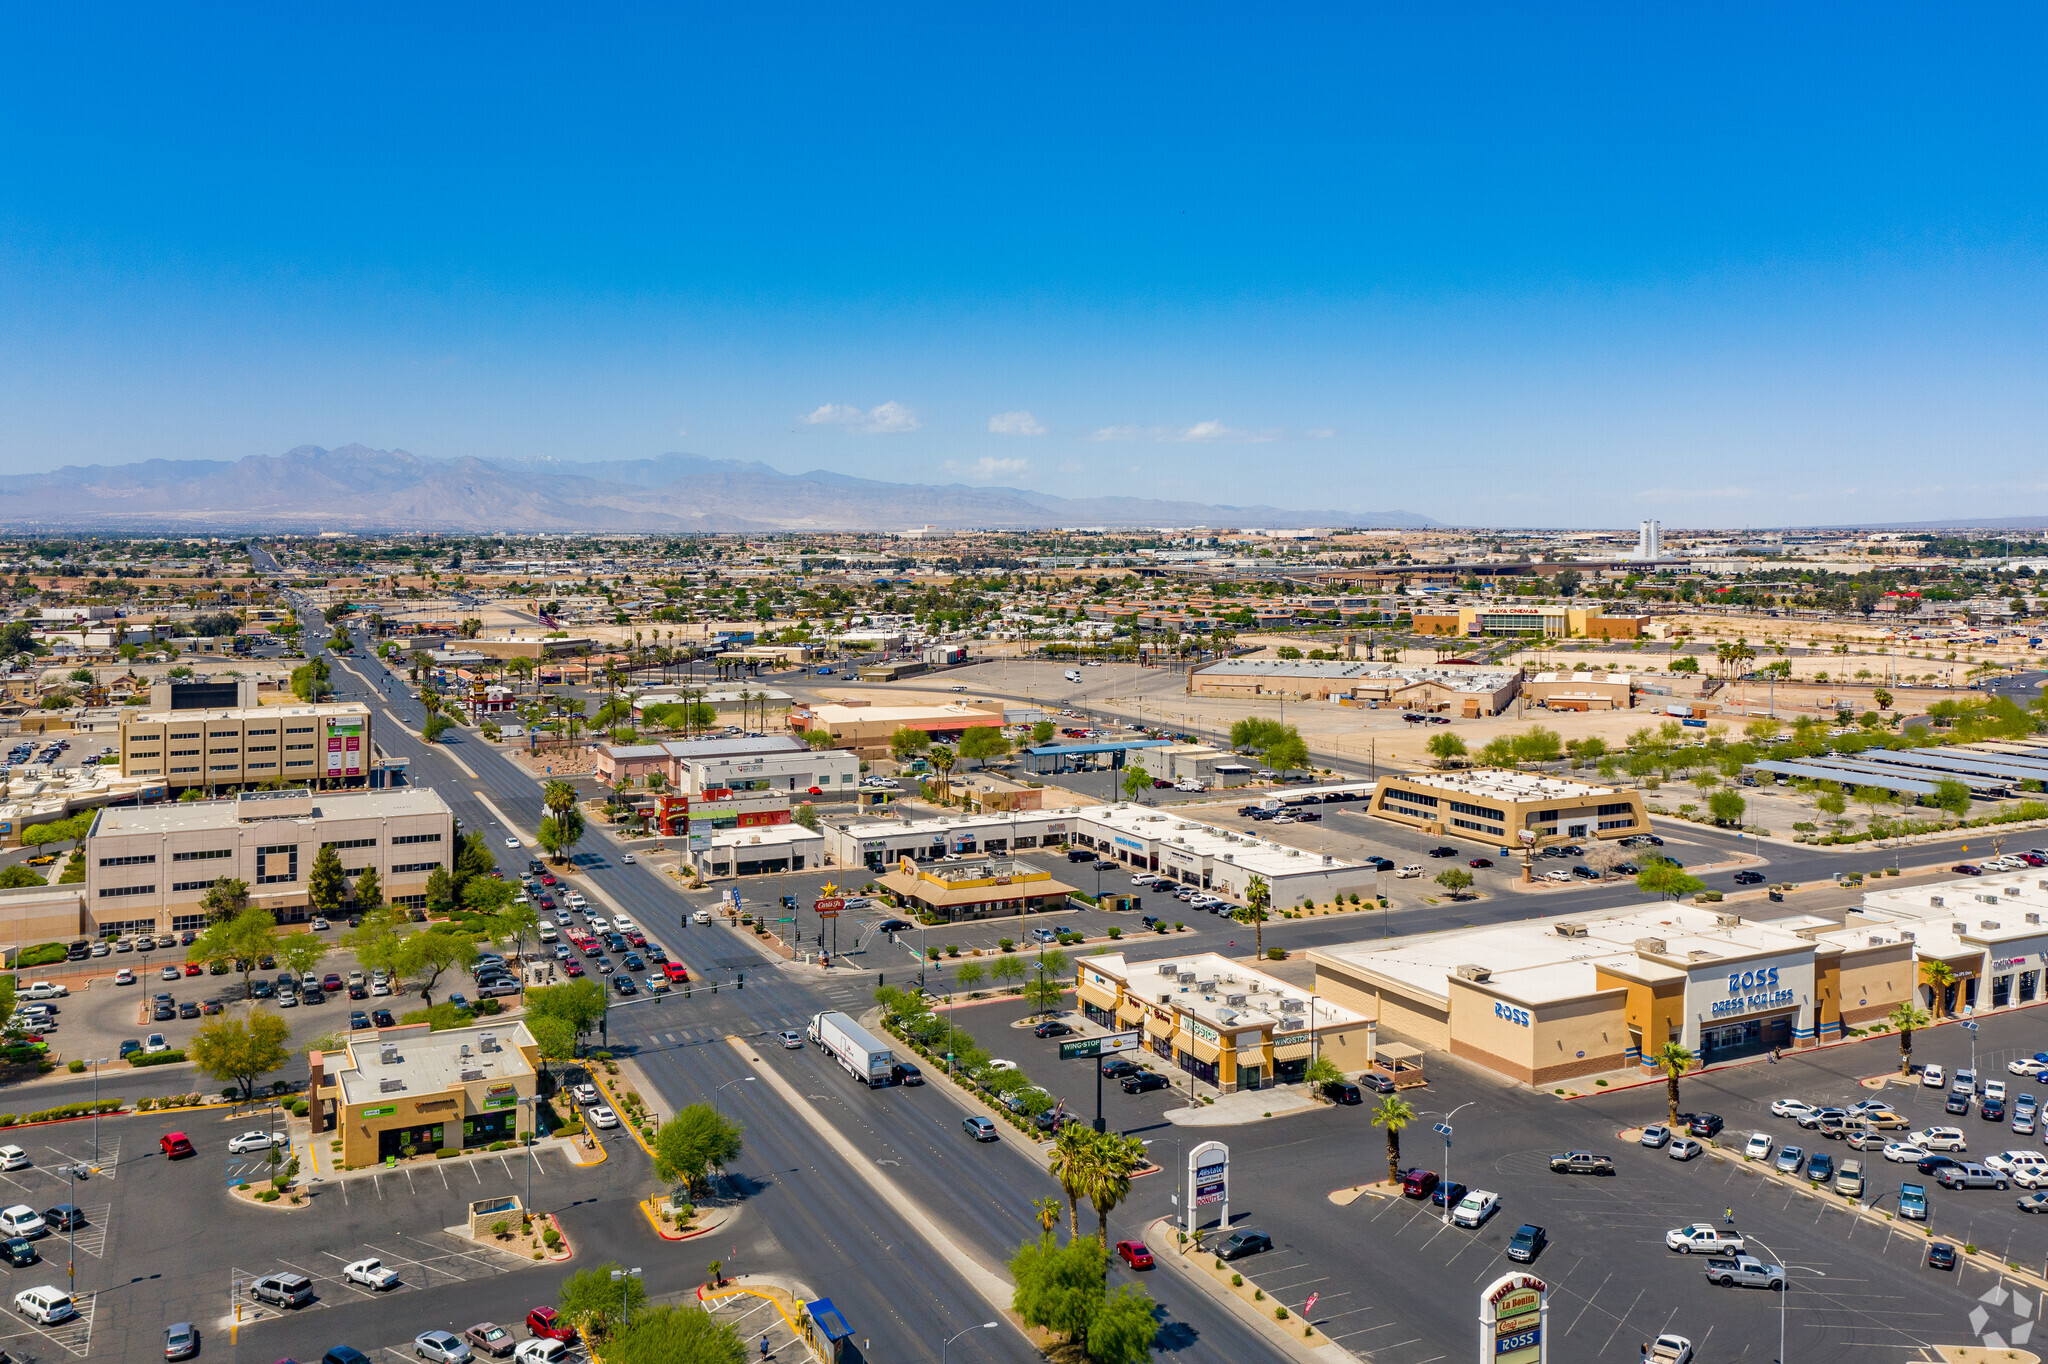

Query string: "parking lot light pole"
[[611, 1266, 641, 1330], [1142, 1136, 1184, 1243], [1962, 1019, 1978, 1084], [89, 1057, 108, 1164], [1426, 1102, 1475, 1227]]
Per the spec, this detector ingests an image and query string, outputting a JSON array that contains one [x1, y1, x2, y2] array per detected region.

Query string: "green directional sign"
[[1058, 1030, 1139, 1060]]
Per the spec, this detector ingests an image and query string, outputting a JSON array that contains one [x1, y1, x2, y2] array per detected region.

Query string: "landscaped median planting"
[[127, 1050, 187, 1067], [0, 1100, 124, 1127]]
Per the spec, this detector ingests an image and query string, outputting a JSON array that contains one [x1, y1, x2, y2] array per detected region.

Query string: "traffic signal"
[[736, 972, 745, 990]]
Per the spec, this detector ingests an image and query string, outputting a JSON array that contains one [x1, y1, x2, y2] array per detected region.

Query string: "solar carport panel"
[[1746, 759, 1939, 797], [1811, 754, 2009, 793]]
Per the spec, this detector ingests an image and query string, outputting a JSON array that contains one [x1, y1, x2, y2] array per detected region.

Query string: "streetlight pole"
[[714, 1076, 755, 1118], [941, 1321, 998, 1364], [1748, 1236, 1824, 1364], [1142, 1136, 1184, 1242], [610, 1266, 641, 1331]]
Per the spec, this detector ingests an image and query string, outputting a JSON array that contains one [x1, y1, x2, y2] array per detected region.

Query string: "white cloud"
[[799, 401, 921, 434], [988, 410, 1046, 436], [972, 456, 1030, 481], [676, 426, 689, 439], [1085, 419, 1281, 444]]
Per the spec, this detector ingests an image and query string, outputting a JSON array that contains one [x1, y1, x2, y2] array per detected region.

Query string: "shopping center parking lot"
[[0, 1100, 664, 1361], [946, 994, 2048, 1359]]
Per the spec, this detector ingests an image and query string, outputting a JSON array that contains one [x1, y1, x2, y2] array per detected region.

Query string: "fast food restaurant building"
[[1309, 903, 1913, 1085]]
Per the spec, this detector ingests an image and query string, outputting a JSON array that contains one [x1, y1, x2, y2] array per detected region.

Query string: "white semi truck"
[[809, 1011, 896, 1088]]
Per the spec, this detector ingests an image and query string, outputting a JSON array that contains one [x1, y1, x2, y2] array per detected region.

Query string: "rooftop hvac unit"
[[1177, 972, 1196, 985], [1900, 930, 1917, 942], [1158, 993, 1172, 1004], [458, 1043, 472, 1058], [1225, 993, 1247, 1007], [1868, 935, 1888, 946], [1952, 922, 1967, 934], [1982, 921, 2001, 931], [2007, 886, 2023, 896], [1979, 894, 2001, 904], [1555, 922, 1588, 938], [379, 1077, 404, 1093], [1687, 949, 1716, 962], [1930, 895, 1945, 908], [1156, 962, 1180, 977], [1197, 979, 1219, 992], [380, 1046, 401, 1065], [2029, 914, 2041, 926], [480, 1033, 498, 1052], [1634, 937, 1669, 956], [460, 1068, 484, 1082], [1714, 914, 1741, 928], [1280, 998, 1305, 1013], [1455, 964, 1491, 982], [1323, 855, 1334, 865], [1214, 1008, 1238, 1024], [1222, 853, 1235, 862]]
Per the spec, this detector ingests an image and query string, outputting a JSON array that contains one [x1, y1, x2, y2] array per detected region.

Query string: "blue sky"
[[2, 4, 2044, 526]]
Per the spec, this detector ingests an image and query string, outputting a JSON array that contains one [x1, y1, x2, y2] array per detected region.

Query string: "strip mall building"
[[1309, 902, 1913, 1085]]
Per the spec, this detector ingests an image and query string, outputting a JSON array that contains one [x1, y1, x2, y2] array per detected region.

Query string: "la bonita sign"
[[1480, 1272, 1548, 1364]]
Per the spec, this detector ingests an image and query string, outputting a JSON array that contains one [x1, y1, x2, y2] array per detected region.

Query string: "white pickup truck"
[[1665, 1223, 1745, 1254]]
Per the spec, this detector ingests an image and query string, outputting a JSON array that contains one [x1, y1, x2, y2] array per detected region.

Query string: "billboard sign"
[[1185, 1141, 1229, 1234]]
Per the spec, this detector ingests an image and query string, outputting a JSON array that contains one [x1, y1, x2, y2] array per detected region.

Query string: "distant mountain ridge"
[[0, 445, 1434, 532]]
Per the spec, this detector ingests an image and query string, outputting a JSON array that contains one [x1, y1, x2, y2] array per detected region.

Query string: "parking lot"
[[937, 990, 2048, 1359]]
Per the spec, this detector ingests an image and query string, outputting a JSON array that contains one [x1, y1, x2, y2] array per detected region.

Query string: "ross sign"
[[1058, 1030, 1139, 1060], [1710, 963, 1797, 1019], [1480, 1272, 1548, 1364]]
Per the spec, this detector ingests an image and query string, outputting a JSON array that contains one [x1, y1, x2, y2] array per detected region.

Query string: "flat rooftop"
[[1082, 804, 1360, 878], [90, 785, 453, 838], [1383, 768, 1629, 803], [805, 703, 1000, 725], [1197, 659, 1521, 691], [332, 1019, 535, 1107], [123, 700, 371, 724], [1089, 951, 1366, 1031]]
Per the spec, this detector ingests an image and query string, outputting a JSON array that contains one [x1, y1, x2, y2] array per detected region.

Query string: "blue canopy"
[[806, 1299, 853, 1342]]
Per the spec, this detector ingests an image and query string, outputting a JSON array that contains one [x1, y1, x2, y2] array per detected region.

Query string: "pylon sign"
[[1479, 1272, 1547, 1364]]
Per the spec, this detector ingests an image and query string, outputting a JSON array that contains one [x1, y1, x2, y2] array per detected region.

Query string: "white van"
[[1064, 669, 1083, 683]]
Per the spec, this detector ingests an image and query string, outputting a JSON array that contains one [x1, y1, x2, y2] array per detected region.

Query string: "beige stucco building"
[[310, 1019, 539, 1167], [1368, 769, 1651, 845], [118, 700, 373, 792], [1075, 951, 1371, 1092], [85, 786, 456, 936]]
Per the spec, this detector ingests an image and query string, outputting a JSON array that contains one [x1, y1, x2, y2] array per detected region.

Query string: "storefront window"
[[378, 1122, 447, 1160], [463, 1111, 515, 1148], [1178, 1051, 1217, 1085], [2024, 971, 2041, 1004], [1994, 975, 2013, 1008]]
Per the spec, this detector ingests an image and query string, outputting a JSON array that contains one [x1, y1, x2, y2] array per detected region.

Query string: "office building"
[[84, 786, 456, 935], [1408, 604, 1649, 640], [118, 700, 373, 792], [1369, 769, 1649, 845], [591, 734, 857, 794]]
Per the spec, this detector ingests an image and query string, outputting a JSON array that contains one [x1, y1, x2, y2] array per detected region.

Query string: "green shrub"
[[1231, 1273, 1243, 1287], [1266, 948, 1285, 960], [66, 1059, 84, 1074], [16, 944, 66, 968], [557, 1119, 585, 1137], [489, 1140, 510, 1151], [127, 1050, 187, 1068], [436, 1148, 459, 1159]]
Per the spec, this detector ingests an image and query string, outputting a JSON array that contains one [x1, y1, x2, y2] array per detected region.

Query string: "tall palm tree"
[[1246, 875, 1271, 958], [1372, 1093, 1415, 1185], [1048, 1124, 1095, 1242], [1887, 1001, 1932, 1076], [1085, 1131, 1148, 1247], [1921, 960, 1957, 1018], [1033, 1196, 1062, 1238], [1654, 1041, 1695, 1129]]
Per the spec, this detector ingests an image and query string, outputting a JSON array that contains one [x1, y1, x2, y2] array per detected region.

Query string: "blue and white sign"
[[1187, 1141, 1229, 1236], [1711, 965, 1797, 1019]]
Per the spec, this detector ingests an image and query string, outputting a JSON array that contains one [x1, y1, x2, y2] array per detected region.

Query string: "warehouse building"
[[789, 701, 1004, 757], [1075, 951, 1371, 1092], [1521, 672, 1636, 711], [84, 786, 456, 934], [310, 1019, 540, 1165], [1367, 769, 1651, 845], [1186, 658, 1522, 716], [1309, 903, 1913, 1085]]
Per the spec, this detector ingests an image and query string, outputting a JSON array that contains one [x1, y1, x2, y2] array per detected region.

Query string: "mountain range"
[[0, 446, 1434, 533]]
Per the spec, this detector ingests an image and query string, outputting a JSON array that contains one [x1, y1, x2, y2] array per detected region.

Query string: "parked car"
[[1216, 1230, 1273, 1261], [463, 1324, 517, 1359], [1451, 1190, 1499, 1228], [343, 1257, 401, 1290], [1506, 1224, 1547, 1262], [1669, 1137, 1705, 1161], [415, 1329, 473, 1363], [1937, 1162, 2009, 1190], [249, 1272, 315, 1308], [1121, 1072, 1170, 1094], [1928, 1241, 1959, 1269], [1744, 1132, 1774, 1160], [1640, 1123, 1670, 1148], [1548, 1151, 1614, 1175], [1775, 1146, 1805, 1175], [1400, 1168, 1439, 1198]]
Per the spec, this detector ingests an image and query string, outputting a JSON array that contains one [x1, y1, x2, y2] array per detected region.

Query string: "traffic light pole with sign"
[[813, 883, 845, 965]]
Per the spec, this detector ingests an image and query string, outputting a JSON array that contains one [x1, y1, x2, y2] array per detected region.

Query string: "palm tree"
[[1048, 1124, 1095, 1242], [1085, 1132, 1148, 1247], [1921, 960, 1956, 1018], [1887, 1000, 1932, 1076], [1371, 1093, 1415, 1186], [1245, 875, 1271, 958], [1033, 1196, 1062, 1238], [1654, 1041, 1694, 1129]]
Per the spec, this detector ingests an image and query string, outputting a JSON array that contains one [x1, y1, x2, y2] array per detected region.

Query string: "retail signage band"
[[1712, 966, 1795, 1019]]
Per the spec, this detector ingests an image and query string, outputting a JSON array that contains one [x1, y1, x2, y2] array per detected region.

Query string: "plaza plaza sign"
[[1710, 965, 1796, 1020]]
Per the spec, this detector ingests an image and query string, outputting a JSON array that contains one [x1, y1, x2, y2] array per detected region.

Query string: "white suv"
[[1914, 1126, 1968, 1151], [13, 1287, 75, 1325]]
